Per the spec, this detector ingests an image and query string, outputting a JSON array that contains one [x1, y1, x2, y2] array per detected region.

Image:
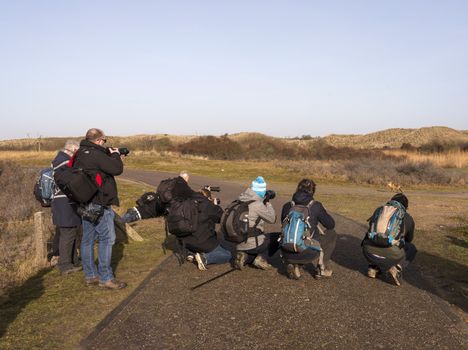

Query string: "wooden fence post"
[[34, 211, 48, 267], [125, 223, 144, 242]]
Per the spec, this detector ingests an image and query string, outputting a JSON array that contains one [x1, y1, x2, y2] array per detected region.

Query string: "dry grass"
[[384, 149, 468, 168], [0, 180, 167, 350], [323, 126, 468, 149], [0, 151, 55, 167], [0, 160, 55, 291]]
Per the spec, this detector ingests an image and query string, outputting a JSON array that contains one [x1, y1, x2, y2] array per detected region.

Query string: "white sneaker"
[[195, 253, 207, 271], [367, 267, 379, 279], [50, 256, 59, 267]]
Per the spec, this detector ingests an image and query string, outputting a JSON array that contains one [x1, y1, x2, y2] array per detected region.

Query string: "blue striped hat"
[[251, 176, 267, 198]]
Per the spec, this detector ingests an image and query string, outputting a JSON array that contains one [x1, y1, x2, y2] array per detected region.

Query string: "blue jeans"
[[81, 206, 116, 282], [203, 244, 232, 265]]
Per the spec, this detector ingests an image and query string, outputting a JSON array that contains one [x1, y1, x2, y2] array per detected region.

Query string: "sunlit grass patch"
[[0, 181, 167, 350]]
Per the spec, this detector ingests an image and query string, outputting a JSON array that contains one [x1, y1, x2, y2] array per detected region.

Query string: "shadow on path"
[[0, 268, 50, 337], [333, 231, 468, 314]]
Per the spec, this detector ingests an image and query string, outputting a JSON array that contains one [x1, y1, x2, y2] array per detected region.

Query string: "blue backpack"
[[33, 167, 54, 207], [281, 202, 320, 253], [367, 200, 406, 247]]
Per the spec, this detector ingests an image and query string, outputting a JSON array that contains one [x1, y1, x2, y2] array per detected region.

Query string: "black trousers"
[[243, 232, 281, 264], [57, 226, 81, 272], [363, 241, 417, 272]]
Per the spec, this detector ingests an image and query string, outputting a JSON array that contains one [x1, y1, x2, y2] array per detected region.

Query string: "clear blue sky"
[[1, 0, 467, 140]]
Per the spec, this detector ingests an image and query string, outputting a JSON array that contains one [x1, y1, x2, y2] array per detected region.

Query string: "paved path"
[[82, 169, 467, 349]]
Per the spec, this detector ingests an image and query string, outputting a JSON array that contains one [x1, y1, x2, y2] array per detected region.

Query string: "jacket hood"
[[52, 151, 71, 167], [80, 139, 107, 153], [292, 191, 313, 205], [239, 188, 262, 202]]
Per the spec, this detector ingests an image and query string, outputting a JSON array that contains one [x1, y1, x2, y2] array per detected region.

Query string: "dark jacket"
[[51, 151, 81, 227], [281, 191, 335, 234], [172, 176, 197, 201], [183, 193, 224, 253], [73, 140, 123, 206]]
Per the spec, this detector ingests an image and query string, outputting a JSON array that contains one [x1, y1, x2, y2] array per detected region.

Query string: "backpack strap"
[[53, 160, 69, 171]]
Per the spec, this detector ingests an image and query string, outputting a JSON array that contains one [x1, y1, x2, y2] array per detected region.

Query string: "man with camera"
[[74, 128, 127, 289], [183, 187, 232, 270], [234, 176, 277, 270]]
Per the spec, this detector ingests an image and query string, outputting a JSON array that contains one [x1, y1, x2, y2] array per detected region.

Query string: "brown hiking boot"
[[99, 279, 127, 290], [388, 266, 402, 286], [252, 256, 272, 270], [286, 264, 301, 280], [84, 276, 99, 287], [234, 252, 247, 270]]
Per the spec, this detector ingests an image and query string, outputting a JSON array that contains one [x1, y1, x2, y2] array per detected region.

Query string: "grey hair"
[[63, 140, 80, 153], [179, 170, 189, 180]]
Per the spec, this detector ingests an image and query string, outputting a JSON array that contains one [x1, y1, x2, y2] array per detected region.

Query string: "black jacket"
[[281, 191, 335, 234], [183, 193, 224, 253], [51, 151, 81, 227], [73, 140, 123, 206], [172, 176, 197, 201]]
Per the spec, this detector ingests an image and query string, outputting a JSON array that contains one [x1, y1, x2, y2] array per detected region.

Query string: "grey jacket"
[[236, 188, 276, 251]]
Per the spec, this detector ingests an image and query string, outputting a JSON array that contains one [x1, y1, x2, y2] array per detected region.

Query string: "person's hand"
[[108, 147, 120, 155]]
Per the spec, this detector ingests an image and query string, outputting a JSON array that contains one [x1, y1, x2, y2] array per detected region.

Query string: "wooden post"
[[34, 211, 48, 266], [125, 223, 144, 242]]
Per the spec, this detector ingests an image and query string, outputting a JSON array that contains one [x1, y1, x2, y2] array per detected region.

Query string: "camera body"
[[107, 147, 130, 156], [263, 189, 276, 204], [203, 185, 220, 192], [77, 203, 104, 224]]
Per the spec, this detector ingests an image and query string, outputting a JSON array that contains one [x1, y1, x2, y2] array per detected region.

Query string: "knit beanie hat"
[[251, 176, 267, 198]]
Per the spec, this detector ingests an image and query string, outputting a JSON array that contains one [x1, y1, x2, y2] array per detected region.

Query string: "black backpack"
[[156, 178, 177, 204], [166, 199, 199, 238], [135, 191, 166, 219], [220, 200, 258, 243], [53, 155, 98, 204]]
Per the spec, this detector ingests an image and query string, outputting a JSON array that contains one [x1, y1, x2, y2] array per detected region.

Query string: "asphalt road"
[[82, 169, 467, 349]]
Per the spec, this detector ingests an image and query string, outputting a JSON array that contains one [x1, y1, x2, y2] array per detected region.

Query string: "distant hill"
[[322, 126, 468, 149], [1, 126, 466, 151]]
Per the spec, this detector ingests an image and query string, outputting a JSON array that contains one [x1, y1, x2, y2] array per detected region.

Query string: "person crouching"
[[183, 188, 232, 270]]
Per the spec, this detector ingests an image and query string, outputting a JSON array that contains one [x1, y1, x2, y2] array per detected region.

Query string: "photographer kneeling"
[[183, 188, 232, 271], [74, 128, 127, 290], [233, 176, 277, 270]]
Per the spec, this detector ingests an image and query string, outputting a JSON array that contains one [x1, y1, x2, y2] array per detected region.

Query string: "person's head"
[[63, 140, 80, 155], [179, 170, 189, 182], [251, 176, 267, 198], [391, 193, 409, 209], [296, 178, 316, 195], [85, 128, 107, 146]]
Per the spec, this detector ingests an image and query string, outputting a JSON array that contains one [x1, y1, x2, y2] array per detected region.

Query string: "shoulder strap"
[[53, 160, 69, 171]]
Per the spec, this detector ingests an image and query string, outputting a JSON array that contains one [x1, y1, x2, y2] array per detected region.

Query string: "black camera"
[[263, 190, 276, 204], [107, 147, 130, 156], [118, 147, 130, 156], [77, 204, 104, 224], [203, 185, 221, 192]]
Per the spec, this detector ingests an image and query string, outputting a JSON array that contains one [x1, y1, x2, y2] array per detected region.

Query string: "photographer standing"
[[74, 128, 127, 289], [51, 140, 82, 274]]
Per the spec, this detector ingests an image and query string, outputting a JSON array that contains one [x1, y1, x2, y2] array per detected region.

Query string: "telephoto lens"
[[118, 147, 130, 156]]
